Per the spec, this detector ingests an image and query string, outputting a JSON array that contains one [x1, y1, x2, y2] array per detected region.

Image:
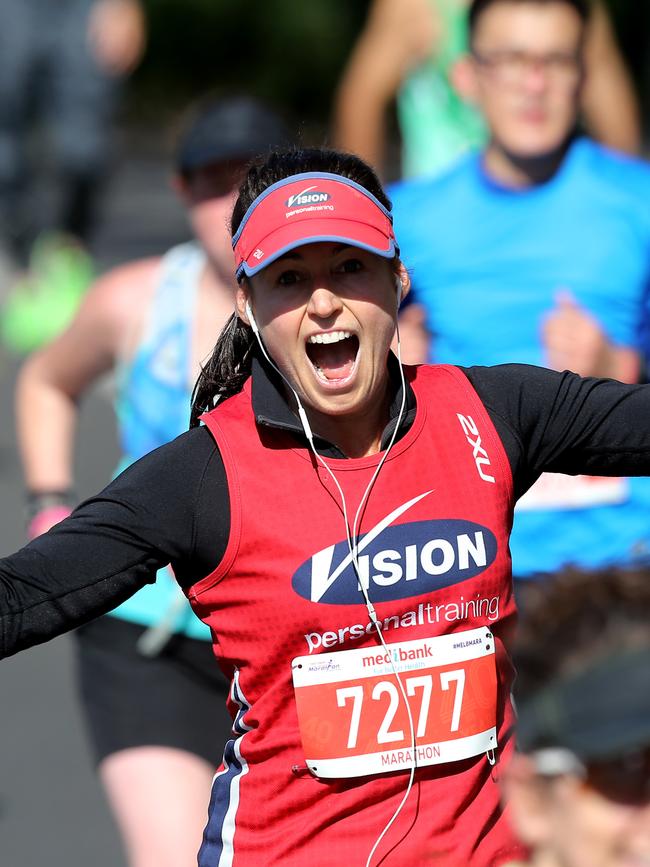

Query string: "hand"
[[542, 290, 622, 379], [87, 0, 146, 77]]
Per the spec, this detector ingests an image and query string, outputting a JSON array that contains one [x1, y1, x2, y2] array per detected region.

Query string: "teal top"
[[397, 0, 486, 178], [109, 241, 211, 641]]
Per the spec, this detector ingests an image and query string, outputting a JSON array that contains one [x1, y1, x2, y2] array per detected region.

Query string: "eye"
[[337, 257, 364, 274], [277, 269, 302, 286]]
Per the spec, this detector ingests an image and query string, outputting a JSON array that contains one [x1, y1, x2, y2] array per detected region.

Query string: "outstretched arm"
[[333, 0, 436, 174], [16, 260, 156, 536], [464, 364, 650, 502], [582, 1, 641, 155], [0, 426, 226, 658]]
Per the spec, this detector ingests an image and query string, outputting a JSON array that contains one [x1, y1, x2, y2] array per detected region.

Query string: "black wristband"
[[25, 490, 75, 524]]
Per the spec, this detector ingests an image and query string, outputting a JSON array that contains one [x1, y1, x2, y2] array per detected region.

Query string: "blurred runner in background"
[[335, 0, 640, 179], [0, 0, 146, 355], [15, 95, 288, 867], [503, 567, 650, 866], [390, 0, 650, 593]]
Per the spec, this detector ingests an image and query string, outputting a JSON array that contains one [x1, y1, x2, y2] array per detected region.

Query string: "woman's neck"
[[307, 392, 392, 459]]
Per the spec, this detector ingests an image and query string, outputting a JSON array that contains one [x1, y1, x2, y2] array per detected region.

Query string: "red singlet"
[[189, 364, 525, 866]]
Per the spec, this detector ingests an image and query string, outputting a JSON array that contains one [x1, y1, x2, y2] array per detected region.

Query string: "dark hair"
[[468, 0, 589, 40], [513, 566, 650, 705], [189, 147, 393, 427]]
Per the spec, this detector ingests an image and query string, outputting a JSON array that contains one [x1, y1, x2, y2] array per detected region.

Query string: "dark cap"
[[175, 96, 289, 174], [516, 646, 650, 761]]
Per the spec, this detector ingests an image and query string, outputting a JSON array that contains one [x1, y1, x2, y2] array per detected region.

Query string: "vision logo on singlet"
[[291, 493, 497, 605]]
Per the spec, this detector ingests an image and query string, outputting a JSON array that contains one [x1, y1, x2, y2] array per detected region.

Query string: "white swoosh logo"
[[286, 185, 318, 207], [310, 490, 434, 602]]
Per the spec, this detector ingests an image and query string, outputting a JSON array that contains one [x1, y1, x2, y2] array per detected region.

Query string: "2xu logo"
[[457, 414, 495, 484], [291, 518, 498, 605]]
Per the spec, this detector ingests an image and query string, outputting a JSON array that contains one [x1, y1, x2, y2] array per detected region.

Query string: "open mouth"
[[306, 331, 360, 383]]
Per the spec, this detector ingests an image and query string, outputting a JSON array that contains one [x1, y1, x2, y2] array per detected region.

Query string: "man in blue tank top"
[[391, 0, 650, 582]]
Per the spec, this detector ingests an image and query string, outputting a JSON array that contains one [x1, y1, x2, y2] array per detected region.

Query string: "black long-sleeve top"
[[2, 359, 650, 658]]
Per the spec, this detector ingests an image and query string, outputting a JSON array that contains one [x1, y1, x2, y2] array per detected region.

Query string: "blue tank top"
[[109, 242, 211, 640]]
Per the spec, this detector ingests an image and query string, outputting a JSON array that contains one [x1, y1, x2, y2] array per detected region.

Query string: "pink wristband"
[[27, 505, 73, 540]]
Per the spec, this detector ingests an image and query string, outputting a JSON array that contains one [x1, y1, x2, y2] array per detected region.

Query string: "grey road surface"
[[0, 139, 193, 867]]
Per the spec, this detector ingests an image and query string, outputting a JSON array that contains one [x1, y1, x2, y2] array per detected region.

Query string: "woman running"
[[4, 146, 650, 865]]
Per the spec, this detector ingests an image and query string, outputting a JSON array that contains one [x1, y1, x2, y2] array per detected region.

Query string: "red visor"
[[232, 172, 397, 279]]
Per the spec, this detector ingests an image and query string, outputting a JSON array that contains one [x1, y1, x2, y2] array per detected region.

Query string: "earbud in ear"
[[245, 300, 259, 335], [396, 277, 403, 308]]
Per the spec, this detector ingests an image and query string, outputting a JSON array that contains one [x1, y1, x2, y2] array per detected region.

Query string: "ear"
[[397, 263, 411, 305], [450, 54, 479, 105], [501, 754, 556, 849], [170, 172, 191, 205], [236, 283, 251, 326]]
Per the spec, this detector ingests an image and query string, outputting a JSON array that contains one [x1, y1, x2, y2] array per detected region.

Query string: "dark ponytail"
[[189, 314, 255, 427], [189, 146, 393, 427]]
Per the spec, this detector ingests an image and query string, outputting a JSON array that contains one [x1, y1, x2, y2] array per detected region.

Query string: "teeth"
[[308, 331, 351, 345]]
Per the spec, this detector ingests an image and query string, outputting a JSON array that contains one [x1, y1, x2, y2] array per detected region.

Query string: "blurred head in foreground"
[[504, 567, 650, 867], [173, 95, 288, 278]]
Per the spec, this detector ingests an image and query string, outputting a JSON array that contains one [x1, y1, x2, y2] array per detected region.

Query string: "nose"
[[522, 59, 549, 93], [308, 285, 344, 320]]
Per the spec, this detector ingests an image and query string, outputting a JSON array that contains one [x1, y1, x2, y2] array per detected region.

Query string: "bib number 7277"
[[292, 627, 497, 779]]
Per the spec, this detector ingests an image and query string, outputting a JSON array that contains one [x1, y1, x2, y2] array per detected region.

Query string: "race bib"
[[292, 627, 496, 779], [516, 473, 628, 512]]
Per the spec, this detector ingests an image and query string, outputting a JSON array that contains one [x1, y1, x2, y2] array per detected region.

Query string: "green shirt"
[[397, 0, 486, 178]]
